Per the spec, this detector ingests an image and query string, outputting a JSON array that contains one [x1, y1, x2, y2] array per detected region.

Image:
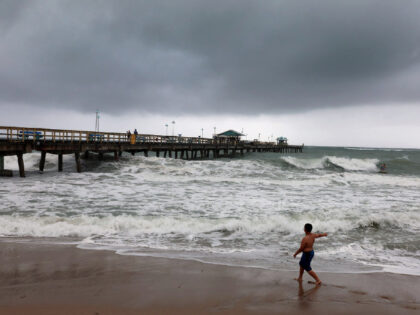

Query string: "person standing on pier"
[[127, 130, 131, 140]]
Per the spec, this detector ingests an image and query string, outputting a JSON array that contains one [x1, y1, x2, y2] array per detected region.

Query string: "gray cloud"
[[1, 0, 420, 115]]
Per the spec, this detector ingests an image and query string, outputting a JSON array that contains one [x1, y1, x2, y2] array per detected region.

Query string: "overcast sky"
[[1, 0, 420, 147]]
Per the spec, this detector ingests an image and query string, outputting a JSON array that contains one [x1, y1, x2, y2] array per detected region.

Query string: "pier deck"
[[0, 126, 303, 177]]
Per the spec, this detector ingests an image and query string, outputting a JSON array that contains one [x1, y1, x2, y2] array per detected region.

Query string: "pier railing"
[[0, 126, 268, 146]]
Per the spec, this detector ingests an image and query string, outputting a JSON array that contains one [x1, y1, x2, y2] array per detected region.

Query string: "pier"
[[0, 126, 303, 177]]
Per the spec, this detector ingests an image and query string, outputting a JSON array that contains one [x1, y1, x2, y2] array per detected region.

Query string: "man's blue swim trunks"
[[299, 250, 314, 271]]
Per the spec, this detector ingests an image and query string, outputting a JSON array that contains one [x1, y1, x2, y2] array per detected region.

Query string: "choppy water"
[[1, 146, 419, 275]]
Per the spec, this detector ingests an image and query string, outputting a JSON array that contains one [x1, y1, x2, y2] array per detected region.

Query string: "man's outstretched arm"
[[315, 233, 328, 238]]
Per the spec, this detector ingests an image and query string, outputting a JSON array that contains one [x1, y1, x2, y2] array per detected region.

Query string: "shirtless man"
[[293, 223, 328, 285]]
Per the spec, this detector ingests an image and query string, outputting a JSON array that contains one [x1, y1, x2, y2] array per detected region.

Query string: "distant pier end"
[[0, 126, 303, 177]]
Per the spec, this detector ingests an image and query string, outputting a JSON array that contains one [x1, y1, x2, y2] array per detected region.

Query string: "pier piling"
[[58, 154, 63, 172], [39, 151, 46, 172], [17, 153, 25, 177], [75, 152, 81, 173]]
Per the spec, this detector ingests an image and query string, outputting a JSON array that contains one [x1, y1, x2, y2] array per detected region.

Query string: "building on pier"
[[277, 137, 288, 145], [215, 130, 245, 144]]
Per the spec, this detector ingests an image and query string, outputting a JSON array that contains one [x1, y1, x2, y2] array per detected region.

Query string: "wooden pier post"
[[174, 150, 178, 159], [156, 150, 160, 157], [58, 154, 63, 172], [180, 150, 184, 159], [131, 151, 135, 156], [98, 152, 104, 160], [164, 150, 167, 158], [144, 150, 149, 157], [0, 155, 12, 177], [39, 151, 46, 172], [17, 153, 25, 177], [83, 151, 90, 159], [168, 150, 172, 158], [114, 151, 119, 161], [185, 150, 189, 160], [75, 152, 81, 173]]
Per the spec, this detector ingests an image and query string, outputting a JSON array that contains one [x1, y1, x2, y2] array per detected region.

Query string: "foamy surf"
[[1, 146, 420, 275]]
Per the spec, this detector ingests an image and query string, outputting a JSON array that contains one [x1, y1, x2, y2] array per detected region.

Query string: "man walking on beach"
[[293, 223, 327, 285]]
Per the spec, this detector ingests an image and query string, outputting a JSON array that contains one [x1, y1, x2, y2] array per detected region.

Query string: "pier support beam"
[[98, 152, 104, 160], [131, 151, 135, 156], [164, 150, 167, 158], [0, 155, 12, 177], [58, 154, 63, 172], [39, 151, 46, 172], [180, 150, 184, 159], [75, 152, 81, 173], [83, 151, 90, 159], [144, 150, 149, 157], [114, 151, 119, 161], [17, 153, 25, 177], [156, 151, 160, 158]]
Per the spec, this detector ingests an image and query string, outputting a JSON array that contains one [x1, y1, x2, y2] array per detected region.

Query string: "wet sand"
[[0, 240, 418, 314]]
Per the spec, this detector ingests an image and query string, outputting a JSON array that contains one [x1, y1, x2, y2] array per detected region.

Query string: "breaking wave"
[[0, 211, 418, 239], [280, 156, 379, 172]]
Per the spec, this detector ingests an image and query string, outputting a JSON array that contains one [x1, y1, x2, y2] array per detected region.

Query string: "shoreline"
[[3, 236, 416, 276], [0, 240, 418, 314]]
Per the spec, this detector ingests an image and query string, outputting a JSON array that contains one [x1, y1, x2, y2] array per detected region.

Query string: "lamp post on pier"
[[171, 121, 175, 136], [201, 128, 204, 138], [165, 124, 168, 136], [95, 110, 100, 132]]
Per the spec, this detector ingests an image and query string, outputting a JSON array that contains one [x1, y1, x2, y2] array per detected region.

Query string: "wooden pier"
[[0, 126, 303, 177]]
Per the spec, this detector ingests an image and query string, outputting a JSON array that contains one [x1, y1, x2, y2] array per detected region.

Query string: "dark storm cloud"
[[1, 0, 420, 115]]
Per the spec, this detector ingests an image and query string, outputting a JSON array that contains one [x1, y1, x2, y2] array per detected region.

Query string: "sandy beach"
[[0, 240, 418, 314]]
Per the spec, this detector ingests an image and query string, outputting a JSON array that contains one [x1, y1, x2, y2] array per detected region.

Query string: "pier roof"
[[216, 130, 245, 137]]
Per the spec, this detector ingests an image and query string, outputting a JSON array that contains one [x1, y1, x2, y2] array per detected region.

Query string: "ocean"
[[1, 146, 419, 275]]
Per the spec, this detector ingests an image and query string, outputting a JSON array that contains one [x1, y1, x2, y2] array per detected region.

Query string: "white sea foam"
[[1, 148, 420, 275], [281, 156, 379, 172]]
